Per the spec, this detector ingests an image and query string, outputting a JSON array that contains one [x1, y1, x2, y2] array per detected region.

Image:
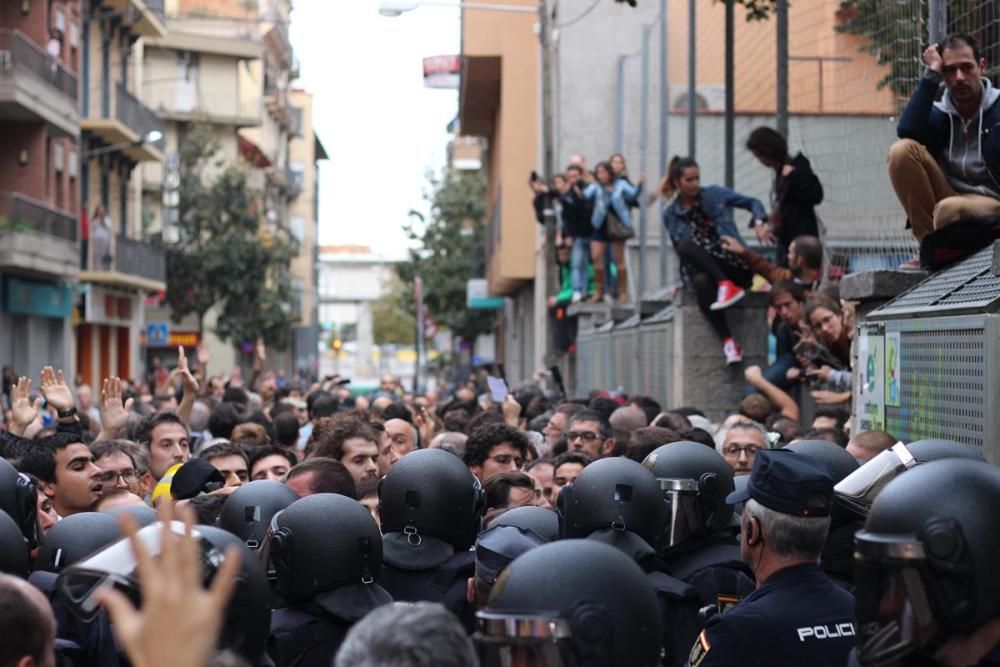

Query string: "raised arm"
[[744, 365, 800, 422]]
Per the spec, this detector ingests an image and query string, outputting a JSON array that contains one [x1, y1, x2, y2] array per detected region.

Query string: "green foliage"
[[372, 275, 416, 345], [619, 0, 778, 20], [836, 0, 1000, 103], [395, 169, 492, 345], [160, 124, 296, 349]]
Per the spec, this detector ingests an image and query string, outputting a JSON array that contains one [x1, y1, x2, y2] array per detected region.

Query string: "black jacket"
[[773, 153, 823, 249]]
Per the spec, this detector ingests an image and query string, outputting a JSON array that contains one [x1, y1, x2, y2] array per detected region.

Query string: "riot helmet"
[[835, 439, 983, 516], [264, 493, 391, 621], [35, 511, 121, 573], [0, 457, 39, 550], [101, 503, 157, 527], [476, 539, 662, 666], [218, 480, 299, 549], [853, 458, 1000, 667], [784, 439, 859, 483], [0, 510, 30, 577], [57, 521, 272, 664], [641, 441, 735, 547], [558, 457, 665, 549], [379, 448, 484, 569], [490, 506, 560, 542]]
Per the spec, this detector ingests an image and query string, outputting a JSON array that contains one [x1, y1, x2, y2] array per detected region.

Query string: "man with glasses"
[[720, 420, 768, 476], [564, 409, 616, 459], [463, 423, 530, 483], [90, 440, 142, 496]]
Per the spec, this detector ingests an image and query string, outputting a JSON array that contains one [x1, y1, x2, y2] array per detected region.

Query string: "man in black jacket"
[[746, 127, 824, 267], [887, 34, 1000, 259]]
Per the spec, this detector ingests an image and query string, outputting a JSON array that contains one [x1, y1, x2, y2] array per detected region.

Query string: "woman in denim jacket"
[[661, 157, 768, 365], [584, 162, 643, 303]]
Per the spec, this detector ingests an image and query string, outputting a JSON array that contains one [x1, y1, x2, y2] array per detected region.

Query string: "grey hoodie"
[[933, 74, 1000, 198]]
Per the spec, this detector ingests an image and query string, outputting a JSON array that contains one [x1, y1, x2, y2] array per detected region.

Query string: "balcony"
[[0, 192, 79, 279], [0, 30, 79, 137], [102, 0, 167, 39], [81, 83, 165, 162], [80, 232, 166, 292], [150, 91, 261, 128]]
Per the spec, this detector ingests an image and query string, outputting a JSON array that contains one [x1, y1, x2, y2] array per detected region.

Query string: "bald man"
[[609, 404, 648, 451], [0, 572, 57, 667]]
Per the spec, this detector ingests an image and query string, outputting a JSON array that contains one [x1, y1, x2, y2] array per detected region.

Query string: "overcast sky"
[[290, 1, 460, 260]]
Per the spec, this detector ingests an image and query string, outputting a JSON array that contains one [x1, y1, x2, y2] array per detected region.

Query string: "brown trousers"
[[887, 138, 1000, 241]]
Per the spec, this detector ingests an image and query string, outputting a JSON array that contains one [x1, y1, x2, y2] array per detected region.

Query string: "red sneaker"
[[710, 281, 746, 311], [723, 338, 743, 365]]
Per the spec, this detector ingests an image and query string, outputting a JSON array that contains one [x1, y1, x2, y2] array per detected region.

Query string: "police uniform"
[[662, 531, 756, 613], [379, 541, 477, 632], [688, 450, 855, 667], [268, 604, 353, 667]]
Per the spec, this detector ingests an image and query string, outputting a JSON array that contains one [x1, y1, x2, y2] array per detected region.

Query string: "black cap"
[[726, 449, 834, 517], [475, 524, 546, 583], [171, 459, 226, 500]]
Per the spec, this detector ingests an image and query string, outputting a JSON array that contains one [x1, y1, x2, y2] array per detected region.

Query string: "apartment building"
[[0, 1, 82, 375], [75, 0, 167, 387]]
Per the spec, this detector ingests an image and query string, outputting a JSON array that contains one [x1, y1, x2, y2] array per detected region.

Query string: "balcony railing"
[[144, 0, 165, 20], [115, 235, 166, 283], [0, 29, 78, 100], [116, 82, 164, 140], [0, 191, 77, 242]]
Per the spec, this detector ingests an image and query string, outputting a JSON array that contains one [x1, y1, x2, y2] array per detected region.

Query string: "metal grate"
[[885, 327, 986, 447], [640, 308, 674, 407], [871, 247, 1000, 318]]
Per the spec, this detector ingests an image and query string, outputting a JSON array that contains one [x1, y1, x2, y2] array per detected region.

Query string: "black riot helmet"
[[0, 458, 39, 550], [379, 448, 484, 568], [35, 511, 121, 573], [490, 506, 560, 542], [264, 493, 391, 620], [219, 480, 300, 549], [641, 441, 735, 547], [835, 439, 983, 516], [558, 457, 665, 549], [58, 521, 272, 664], [784, 440, 859, 483], [101, 503, 157, 527], [0, 510, 30, 577], [854, 458, 1000, 667], [476, 539, 663, 667]]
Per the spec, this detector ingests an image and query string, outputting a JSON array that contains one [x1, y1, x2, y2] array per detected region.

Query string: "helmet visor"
[[834, 443, 915, 516], [660, 479, 702, 548], [854, 531, 939, 665], [56, 522, 223, 622], [476, 612, 577, 667]]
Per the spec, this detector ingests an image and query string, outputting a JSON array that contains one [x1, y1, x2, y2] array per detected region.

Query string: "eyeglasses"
[[488, 454, 524, 468], [723, 444, 762, 458], [95, 469, 137, 484], [566, 431, 599, 443]]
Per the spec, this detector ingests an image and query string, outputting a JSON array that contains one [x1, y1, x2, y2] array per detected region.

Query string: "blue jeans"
[[571, 237, 591, 293]]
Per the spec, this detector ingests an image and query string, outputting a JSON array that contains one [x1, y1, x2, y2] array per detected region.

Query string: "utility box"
[[860, 244, 1000, 464]]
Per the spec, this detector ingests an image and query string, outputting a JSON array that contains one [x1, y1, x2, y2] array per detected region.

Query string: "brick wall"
[[0, 0, 81, 74]]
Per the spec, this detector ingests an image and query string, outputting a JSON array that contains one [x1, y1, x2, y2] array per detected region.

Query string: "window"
[[69, 23, 79, 49], [68, 150, 78, 178], [53, 141, 64, 172], [53, 9, 66, 33], [290, 215, 305, 243]]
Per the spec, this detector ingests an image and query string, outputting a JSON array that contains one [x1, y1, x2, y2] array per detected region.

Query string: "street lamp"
[[82, 130, 163, 159]]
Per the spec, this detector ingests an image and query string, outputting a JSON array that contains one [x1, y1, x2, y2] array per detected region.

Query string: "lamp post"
[[380, 0, 558, 366]]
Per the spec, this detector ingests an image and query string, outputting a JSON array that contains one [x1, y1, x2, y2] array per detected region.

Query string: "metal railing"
[[144, 0, 165, 21], [0, 29, 77, 100], [0, 191, 77, 242], [115, 236, 166, 283], [115, 82, 164, 140]]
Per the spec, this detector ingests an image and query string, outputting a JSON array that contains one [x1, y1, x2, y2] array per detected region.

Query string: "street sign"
[[146, 321, 169, 347]]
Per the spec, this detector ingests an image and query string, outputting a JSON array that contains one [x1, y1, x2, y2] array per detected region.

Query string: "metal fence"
[[0, 191, 77, 242], [116, 82, 165, 141], [116, 236, 166, 283], [0, 29, 78, 100]]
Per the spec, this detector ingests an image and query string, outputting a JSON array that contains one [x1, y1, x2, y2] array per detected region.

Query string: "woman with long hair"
[[661, 156, 768, 365], [583, 161, 642, 304]]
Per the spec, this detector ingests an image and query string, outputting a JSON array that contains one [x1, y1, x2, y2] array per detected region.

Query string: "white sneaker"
[[571, 291, 583, 303], [723, 339, 743, 365]]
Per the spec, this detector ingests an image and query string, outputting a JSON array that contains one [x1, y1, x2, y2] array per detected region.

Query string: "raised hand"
[[753, 223, 776, 246], [39, 366, 74, 413], [99, 377, 134, 440], [10, 376, 42, 437], [720, 235, 745, 255], [923, 43, 943, 72], [196, 341, 210, 366], [174, 346, 199, 396], [95, 501, 241, 667]]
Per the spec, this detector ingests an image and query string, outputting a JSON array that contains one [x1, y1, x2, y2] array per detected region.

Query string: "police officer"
[[266, 493, 392, 666], [642, 441, 756, 612], [852, 458, 1000, 667], [377, 448, 483, 632], [559, 456, 702, 667], [475, 539, 663, 666], [489, 505, 560, 542], [835, 438, 984, 517], [784, 439, 861, 589], [688, 449, 854, 667], [468, 523, 546, 609], [0, 457, 39, 551], [0, 511, 29, 576], [219, 479, 300, 550]]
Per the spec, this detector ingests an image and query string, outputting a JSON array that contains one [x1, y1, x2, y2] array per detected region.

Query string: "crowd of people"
[[0, 347, 998, 667]]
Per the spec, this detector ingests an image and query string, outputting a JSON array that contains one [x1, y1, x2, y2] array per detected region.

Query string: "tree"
[[372, 275, 416, 345], [160, 124, 296, 349], [395, 169, 492, 345]]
